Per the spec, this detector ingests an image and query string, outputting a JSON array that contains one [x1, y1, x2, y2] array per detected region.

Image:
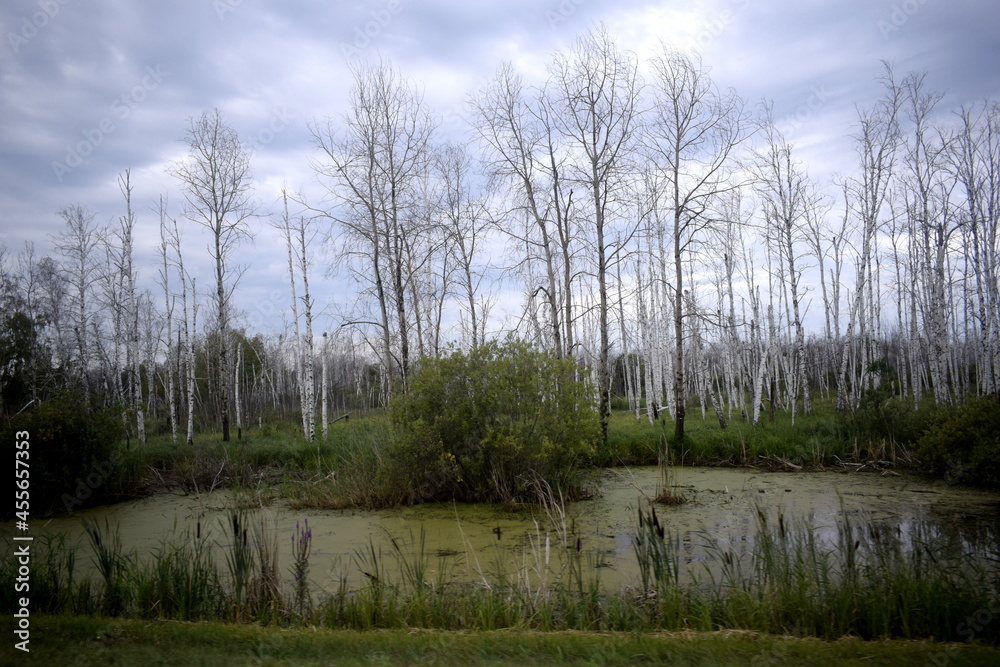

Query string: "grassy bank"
[[597, 401, 907, 468], [6, 615, 1000, 667], [109, 403, 917, 512]]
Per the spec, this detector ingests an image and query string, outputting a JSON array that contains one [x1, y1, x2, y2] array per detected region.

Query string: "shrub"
[[4, 391, 124, 516], [917, 395, 1000, 487], [386, 341, 600, 504]]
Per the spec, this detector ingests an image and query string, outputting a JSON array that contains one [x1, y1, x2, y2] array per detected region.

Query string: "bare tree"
[[837, 64, 902, 411], [53, 204, 99, 402], [273, 191, 320, 441], [549, 26, 642, 442], [159, 204, 198, 446], [470, 63, 571, 358], [274, 192, 308, 439], [753, 111, 821, 420], [900, 72, 958, 406], [437, 143, 492, 348], [311, 60, 434, 391], [645, 47, 752, 441], [950, 100, 1000, 396], [101, 170, 145, 443], [169, 108, 255, 441], [157, 196, 178, 445]]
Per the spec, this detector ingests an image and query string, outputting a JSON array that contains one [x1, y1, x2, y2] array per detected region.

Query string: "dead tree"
[[311, 60, 434, 392], [549, 26, 642, 443], [645, 47, 752, 441], [169, 108, 255, 441]]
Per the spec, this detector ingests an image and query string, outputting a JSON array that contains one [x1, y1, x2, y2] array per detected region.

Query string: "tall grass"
[[7, 507, 997, 642], [283, 414, 406, 509], [82, 517, 130, 615], [632, 501, 1000, 640], [290, 519, 312, 619], [132, 519, 220, 620], [598, 402, 914, 470]]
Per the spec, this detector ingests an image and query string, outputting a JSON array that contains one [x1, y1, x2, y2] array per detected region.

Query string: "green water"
[[25, 467, 1000, 592]]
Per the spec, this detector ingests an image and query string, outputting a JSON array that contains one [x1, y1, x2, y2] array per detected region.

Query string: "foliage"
[[4, 390, 124, 517], [0, 311, 37, 413], [918, 395, 1000, 487], [386, 342, 600, 504], [838, 360, 942, 447]]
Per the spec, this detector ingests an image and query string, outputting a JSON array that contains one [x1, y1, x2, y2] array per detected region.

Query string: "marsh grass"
[[117, 416, 391, 501], [290, 519, 312, 619], [221, 509, 253, 616], [632, 501, 1000, 641], [283, 414, 410, 509], [82, 517, 130, 615], [30, 533, 90, 615], [251, 513, 283, 620], [8, 503, 997, 642], [654, 433, 688, 505], [132, 519, 220, 620]]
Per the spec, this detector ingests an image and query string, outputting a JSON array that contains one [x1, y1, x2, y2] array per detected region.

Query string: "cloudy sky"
[[1, 0, 998, 337]]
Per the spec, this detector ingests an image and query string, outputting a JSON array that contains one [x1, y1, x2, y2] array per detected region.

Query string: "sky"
[[1, 0, 998, 339]]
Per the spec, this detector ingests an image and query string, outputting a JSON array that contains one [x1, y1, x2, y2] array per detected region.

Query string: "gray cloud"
[[1, 0, 997, 334]]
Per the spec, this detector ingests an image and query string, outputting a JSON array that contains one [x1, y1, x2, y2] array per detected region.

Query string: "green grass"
[[598, 401, 854, 468], [597, 397, 923, 470], [95, 397, 930, 515], [5, 615, 1000, 666]]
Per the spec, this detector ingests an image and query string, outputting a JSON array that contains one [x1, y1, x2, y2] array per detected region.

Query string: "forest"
[[2, 28, 999, 489]]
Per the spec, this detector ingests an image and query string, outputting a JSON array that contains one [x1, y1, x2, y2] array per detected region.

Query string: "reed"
[[5, 507, 997, 642], [251, 513, 283, 622], [131, 520, 220, 620], [82, 517, 130, 615], [290, 519, 312, 619], [220, 509, 253, 618]]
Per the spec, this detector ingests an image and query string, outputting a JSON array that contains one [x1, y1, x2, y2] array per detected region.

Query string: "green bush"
[[917, 395, 1000, 487], [5, 391, 125, 516], [386, 341, 600, 504]]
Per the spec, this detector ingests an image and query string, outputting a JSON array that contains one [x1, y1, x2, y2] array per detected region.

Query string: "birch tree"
[[53, 204, 99, 403], [951, 100, 1000, 396], [837, 64, 902, 410], [103, 170, 145, 444], [753, 112, 818, 420], [645, 47, 752, 441], [549, 26, 641, 442], [157, 197, 179, 445], [160, 211, 198, 446], [437, 143, 492, 349], [900, 72, 957, 405], [470, 63, 571, 358], [312, 60, 434, 390], [274, 191, 319, 441], [169, 108, 255, 442]]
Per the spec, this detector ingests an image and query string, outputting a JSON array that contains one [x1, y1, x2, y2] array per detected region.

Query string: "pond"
[[28, 466, 1000, 593]]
